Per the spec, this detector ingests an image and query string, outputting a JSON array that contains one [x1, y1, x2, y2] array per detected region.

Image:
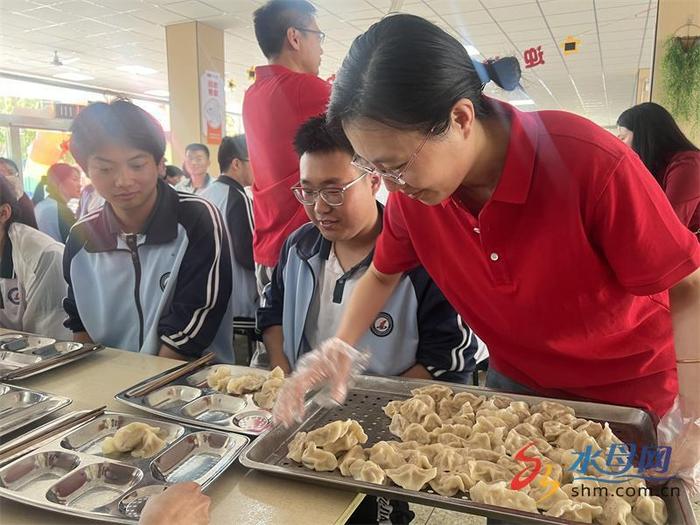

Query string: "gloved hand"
[[655, 396, 700, 500], [139, 482, 211, 525], [272, 337, 370, 427]]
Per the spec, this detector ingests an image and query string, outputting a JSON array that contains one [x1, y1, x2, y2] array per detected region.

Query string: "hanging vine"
[[661, 35, 700, 131]]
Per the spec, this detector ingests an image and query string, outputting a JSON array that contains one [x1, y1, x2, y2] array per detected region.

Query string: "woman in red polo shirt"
[[274, 14, 700, 485]]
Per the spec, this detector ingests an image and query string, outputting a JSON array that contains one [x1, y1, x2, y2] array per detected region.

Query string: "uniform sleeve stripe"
[[165, 196, 224, 344], [236, 188, 255, 234]]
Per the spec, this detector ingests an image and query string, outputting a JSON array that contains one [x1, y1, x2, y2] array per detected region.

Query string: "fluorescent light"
[[117, 65, 158, 75], [510, 99, 536, 106], [52, 72, 94, 81], [145, 89, 169, 97], [464, 45, 481, 56]]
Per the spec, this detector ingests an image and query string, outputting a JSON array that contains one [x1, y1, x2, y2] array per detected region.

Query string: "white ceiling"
[[0, 0, 657, 127]]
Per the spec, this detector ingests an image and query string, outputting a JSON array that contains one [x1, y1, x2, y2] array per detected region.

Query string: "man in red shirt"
[[243, 0, 331, 293]]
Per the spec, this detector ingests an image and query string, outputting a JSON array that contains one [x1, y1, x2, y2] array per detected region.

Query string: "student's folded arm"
[[62, 231, 88, 338], [410, 269, 476, 384], [256, 240, 291, 374], [158, 206, 233, 358]]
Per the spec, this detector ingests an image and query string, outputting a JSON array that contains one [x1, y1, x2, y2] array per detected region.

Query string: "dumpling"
[[464, 432, 492, 450], [206, 366, 232, 391], [389, 413, 409, 439], [475, 409, 520, 429], [469, 480, 539, 513], [400, 449, 433, 469], [561, 479, 606, 506], [286, 432, 308, 463], [542, 420, 571, 442], [367, 441, 405, 470], [464, 448, 502, 463], [432, 424, 472, 440], [454, 392, 486, 409], [554, 413, 580, 426], [575, 420, 603, 438], [400, 397, 434, 423], [508, 401, 531, 418], [468, 460, 512, 484], [438, 397, 468, 420], [433, 447, 469, 471], [411, 394, 437, 412], [472, 416, 508, 435], [338, 445, 366, 476], [525, 474, 570, 511], [429, 471, 467, 497], [101, 422, 165, 458], [597, 422, 623, 449], [556, 429, 580, 449], [385, 463, 437, 491], [324, 420, 368, 456], [306, 420, 353, 447], [421, 412, 443, 433], [226, 372, 266, 394], [480, 395, 514, 410], [632, 496, 668, 525], [544, 500, 603, 523], [513, 422, 543, 439], [505, 428, 552, 456], [597, 496, 643, 525], [252, 369, 286, 409], [573, 431, 601, 453], [434, 433, 469, 448], [615, 477, 647, 504], [410, 385, 454, 404], [401, 423, 431, 444], [532, 400, 575, 418], [416, 443, 446, 464], [524, 412, 552, 430], [301, 442, 338, 472], [389, 440, 421, 451], [383, 400, 404, 418], [350, 459, 386, 484]]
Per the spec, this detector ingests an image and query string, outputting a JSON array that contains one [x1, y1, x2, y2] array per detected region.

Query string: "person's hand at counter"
[[139, 482, 210, 525]]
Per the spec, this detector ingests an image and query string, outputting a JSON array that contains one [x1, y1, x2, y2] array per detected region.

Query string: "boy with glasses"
[[257, 115, 478, 380]]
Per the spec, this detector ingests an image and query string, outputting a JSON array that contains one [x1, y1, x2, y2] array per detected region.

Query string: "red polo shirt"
[[242, 65, 331, 267], [374, 101, 700, 417]]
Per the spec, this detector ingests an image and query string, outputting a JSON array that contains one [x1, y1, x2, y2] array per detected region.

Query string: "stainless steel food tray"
[[0, 383, 71, 438], [0, 333, 104, 380], [240, 375, 697, 525], [0, 410, 249, 523], [115, 364, 274, 436]]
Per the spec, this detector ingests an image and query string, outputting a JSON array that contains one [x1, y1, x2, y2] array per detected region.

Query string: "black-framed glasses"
[[294, 27, 326, 44], [350, 127, 435, 187], [291, 171, 366, 207]]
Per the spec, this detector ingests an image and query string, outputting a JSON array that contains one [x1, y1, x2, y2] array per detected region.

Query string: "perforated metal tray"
[[0, 383, 71, 438], [240, 375, 697, 525], [0, 410, 249, 523], [115, 364, 275, 436]]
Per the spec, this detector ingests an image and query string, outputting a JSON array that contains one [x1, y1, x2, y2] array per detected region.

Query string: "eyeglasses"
[[350, 127, 434, 187], [294, 27, 326, 44], [291, 171, 366, 207]]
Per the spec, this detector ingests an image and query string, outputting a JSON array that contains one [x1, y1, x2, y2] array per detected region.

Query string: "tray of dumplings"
[[0, 383, 71, 438], [115, 364, 287, 436], [0, 410, 249, 523], [0, 332, 105, 380], [240, 376, 696, 525]]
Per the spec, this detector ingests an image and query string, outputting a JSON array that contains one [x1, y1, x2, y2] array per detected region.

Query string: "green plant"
[[661, 35, 700, 130]]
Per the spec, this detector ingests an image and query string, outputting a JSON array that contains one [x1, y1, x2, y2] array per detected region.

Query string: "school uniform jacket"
[[257, 206, 479, 382], [63, 180, 235, 362]]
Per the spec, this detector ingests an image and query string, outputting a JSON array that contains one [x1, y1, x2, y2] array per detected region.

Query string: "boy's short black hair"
[[185, 143, 210, 158], [165, 165, 184, 179], [218, 135, 248, 173], [253, 0, 316, 59], [70, 99, 166, 172], [294, 114, 354, 157]]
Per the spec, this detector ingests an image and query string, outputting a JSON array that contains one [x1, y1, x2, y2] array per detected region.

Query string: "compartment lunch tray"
[[0, 333, 104, 380], [0, 411, 249, 523], [115, 364, 275, 436], [239, 375, 697, 525], [0, 383, 71, 438]]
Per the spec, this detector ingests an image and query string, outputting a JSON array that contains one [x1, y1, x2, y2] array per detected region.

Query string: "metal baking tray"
[[0, 383, 71, 438], [240, 375, 697, 525], [0, 410, 249, 523], [115, 364, 276, 436], [0, 333, 104, 380]]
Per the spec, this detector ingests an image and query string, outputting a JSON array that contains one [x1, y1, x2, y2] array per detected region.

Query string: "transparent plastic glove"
[[139, 482, 211, 525], [655, 396, 700, 500], [272, 337, 370, 427]]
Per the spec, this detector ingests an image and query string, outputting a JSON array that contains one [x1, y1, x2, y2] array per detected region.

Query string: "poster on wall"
[[200, 70, 225, 145]]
